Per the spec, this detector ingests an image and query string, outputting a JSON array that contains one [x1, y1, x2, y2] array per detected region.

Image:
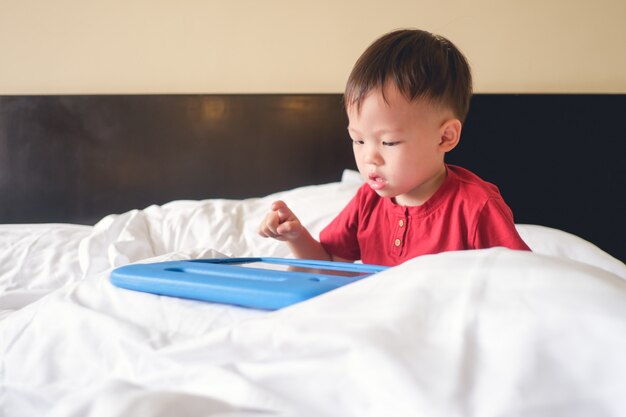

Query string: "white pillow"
[[516, 224, 625, 279]]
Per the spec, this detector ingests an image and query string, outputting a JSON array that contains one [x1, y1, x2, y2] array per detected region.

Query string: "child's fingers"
[[275, 221, 293, 236], [276, 219, 301, 239], [270, 200, 287, 212], [258, 211, 280, 238], [259, 201, 301, 240], [271, 200, 295, 223]]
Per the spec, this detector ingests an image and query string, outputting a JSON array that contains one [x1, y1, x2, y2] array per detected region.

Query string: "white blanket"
[[1, 174, 625, 417]]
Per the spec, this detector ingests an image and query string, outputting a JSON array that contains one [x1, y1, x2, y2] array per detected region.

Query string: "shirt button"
[[394, 238, 401, 247], [398, 219, 404, 228]]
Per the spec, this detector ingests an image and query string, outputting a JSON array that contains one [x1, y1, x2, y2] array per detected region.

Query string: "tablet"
[[110, 257, 388, 310]]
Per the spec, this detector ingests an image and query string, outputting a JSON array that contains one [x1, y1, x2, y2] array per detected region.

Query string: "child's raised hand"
[[258, 200, 304, 241]]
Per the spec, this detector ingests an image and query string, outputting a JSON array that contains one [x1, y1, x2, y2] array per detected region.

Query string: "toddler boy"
[[259, 29, 530, 266]]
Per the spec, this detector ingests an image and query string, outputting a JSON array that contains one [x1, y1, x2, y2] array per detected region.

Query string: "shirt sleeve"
[[472, 198, 531, 251], [319, 188, 363, 261]]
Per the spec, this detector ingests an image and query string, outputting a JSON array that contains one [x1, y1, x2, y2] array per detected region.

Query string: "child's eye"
[[382, 141, 400, 146], [352, 139, 365, 145]]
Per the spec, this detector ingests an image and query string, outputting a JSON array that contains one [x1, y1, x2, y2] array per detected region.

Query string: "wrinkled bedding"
[[1, 173, 625, 417]]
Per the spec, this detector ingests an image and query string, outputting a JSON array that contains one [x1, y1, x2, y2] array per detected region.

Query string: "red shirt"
[[319, 165, 530, 266]]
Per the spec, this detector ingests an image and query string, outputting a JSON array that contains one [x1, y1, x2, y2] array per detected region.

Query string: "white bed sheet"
[[0, 224, 91, 319], [1, 173, 625, 417]]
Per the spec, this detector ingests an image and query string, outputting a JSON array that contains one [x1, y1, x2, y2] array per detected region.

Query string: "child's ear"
[[438, 119, 462, 152]]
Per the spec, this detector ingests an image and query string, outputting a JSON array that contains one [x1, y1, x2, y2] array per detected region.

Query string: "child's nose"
[[363, 147, 383, 166]]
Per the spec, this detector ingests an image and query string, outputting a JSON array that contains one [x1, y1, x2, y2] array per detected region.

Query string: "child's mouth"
[[367, 174, 387, 190]]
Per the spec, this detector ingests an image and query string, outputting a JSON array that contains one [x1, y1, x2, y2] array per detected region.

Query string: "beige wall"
[[1, 0, 625, 94]]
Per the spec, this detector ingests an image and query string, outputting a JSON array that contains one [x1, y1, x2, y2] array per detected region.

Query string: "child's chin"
[[371, 187, 394, 198]]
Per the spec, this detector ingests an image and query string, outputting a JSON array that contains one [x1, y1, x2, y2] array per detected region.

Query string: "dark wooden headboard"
[[1, 94, 624, 262], [0, 94, 355, 222]]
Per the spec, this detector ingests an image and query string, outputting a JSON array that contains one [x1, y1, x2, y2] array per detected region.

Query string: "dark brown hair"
[[345, 29, 473, 122]]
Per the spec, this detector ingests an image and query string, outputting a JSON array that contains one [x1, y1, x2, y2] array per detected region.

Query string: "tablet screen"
[[235, 261, 369, 278]]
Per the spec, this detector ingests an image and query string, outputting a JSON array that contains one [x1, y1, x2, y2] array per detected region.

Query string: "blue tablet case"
[[110, 257, 388, 310]]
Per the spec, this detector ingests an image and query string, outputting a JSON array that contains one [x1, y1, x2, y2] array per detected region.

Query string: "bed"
[[1, 94, 625, 416]]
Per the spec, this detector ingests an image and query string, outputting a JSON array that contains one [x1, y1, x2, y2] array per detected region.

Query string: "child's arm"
[[258, 200, 348, 261]]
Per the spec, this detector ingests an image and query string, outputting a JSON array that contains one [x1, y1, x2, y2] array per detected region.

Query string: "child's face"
[[347, 84, 455, 206]]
